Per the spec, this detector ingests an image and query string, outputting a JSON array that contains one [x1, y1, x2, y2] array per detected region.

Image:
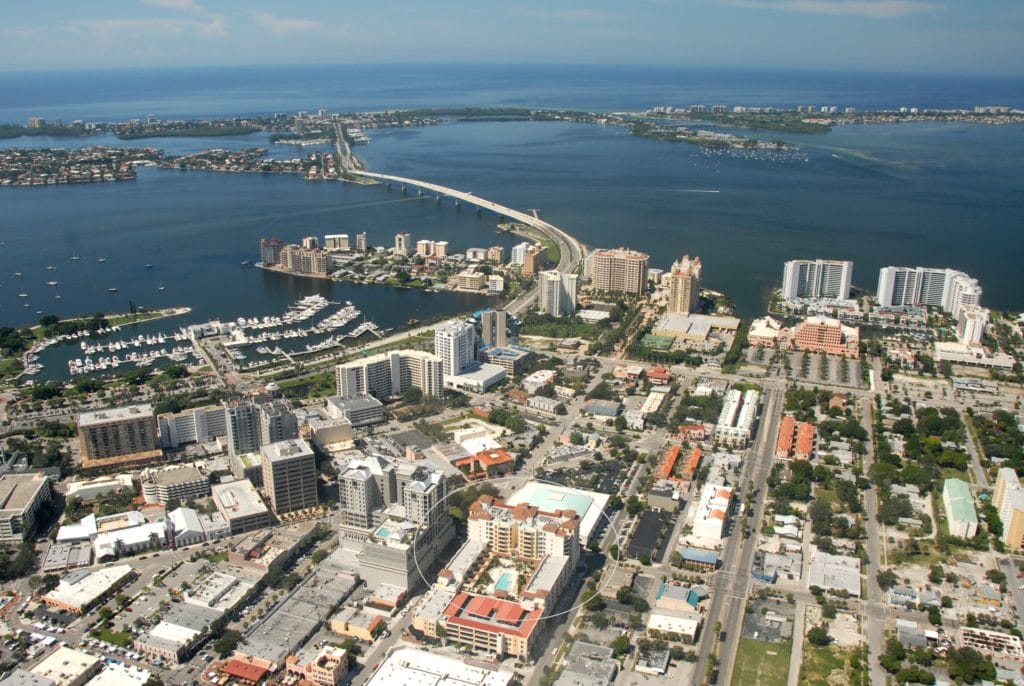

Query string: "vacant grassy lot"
[[731, 638, 792, 686]]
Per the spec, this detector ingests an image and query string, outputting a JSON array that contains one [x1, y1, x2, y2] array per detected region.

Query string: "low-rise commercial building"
[[790, 316, 860, 358], [325, 394, 385, 428], [135, 604, 224, 664], [284, 646, 348, 686], [328, 606, 384, 642], [211, 479, 272, 534], [29, 648, 101, 686], [808, 552, 861, 597], [41, 565, 134, 614], [366, 648, 514, 686], [646, 609, 703, 643]]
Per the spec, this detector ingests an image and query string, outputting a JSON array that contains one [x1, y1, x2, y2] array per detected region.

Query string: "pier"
[[351, 169, 585, 314]]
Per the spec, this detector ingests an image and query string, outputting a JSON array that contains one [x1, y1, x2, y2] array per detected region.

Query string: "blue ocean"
[[1, 64, 1022, 370]]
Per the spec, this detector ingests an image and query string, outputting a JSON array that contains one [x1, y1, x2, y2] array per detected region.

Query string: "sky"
[[1, 0, 1021, 74]]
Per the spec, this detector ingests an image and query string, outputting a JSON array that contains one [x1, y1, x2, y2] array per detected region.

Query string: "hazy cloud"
[[66, 16, 228, 40], [141, 0, 204, 12], [509, 7, 623, 22], [251, 12, 323, 34], [722, 0, 942, 18]]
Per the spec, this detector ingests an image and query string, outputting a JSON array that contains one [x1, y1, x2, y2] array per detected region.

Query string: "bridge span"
[[352, 170, 584, 313]]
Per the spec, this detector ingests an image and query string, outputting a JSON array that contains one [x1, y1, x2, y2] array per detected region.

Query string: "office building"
[[435, 319, 476, 377], [278, 243, 329, 277], [538, 270, 578, 317], [77, 404, 161, 469], [790, 316, 860, 358], [667, 255, 702, 314], [994, 468, 1024, 550], [335, 350, 444, 400], [480, 310, 508, 348], [876, 266, 983, 318], [394, 231, 412, 256], [141, 466, 209, 505], [781, 259, 853, 301], [0, 473, 53, 543], [259, 399, 299, 446], [324, 234, 350, 251], [261, 439, 318, 515], [588, 247, 650, 295], [325, 394, 385, 428], [259, 237, 286, 266], [225, 400, 261, 456], [355, 232, 368, 252], [942, 478, 978, 538], [211, 479, 272, 534]]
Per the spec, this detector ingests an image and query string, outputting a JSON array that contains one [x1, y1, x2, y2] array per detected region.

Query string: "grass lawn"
[[731, 638, 792, 686], [91, 627, 133, 647], [798, 644, 857, 686]]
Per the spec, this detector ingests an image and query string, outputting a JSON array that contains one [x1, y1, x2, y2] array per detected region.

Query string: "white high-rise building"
[[781, 259, 853, 301], [956, 304, 988, 346], [434, 319, 476, 377], [876, 266, 983, 318], [355, 232, 368, 252], [510, 242, 531, 267], [394, 232, 412, 257], [538, 270, 578, 317], [335, 350, 444, 400]]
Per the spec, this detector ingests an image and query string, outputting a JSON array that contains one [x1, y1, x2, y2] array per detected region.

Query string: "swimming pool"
[[495, 572, 514, 593]]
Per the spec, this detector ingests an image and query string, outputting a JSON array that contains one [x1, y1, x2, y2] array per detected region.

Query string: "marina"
[[34, 294, 393, 380]]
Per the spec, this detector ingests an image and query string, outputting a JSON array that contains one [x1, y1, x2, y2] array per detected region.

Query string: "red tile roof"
[[223, 659, 268, 683]]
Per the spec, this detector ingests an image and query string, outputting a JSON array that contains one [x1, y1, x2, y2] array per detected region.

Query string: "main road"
[[350, 170, 585, 315]]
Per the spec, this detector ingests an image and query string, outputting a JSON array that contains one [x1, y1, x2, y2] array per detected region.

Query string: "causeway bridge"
[[351, 170, 584, 314]]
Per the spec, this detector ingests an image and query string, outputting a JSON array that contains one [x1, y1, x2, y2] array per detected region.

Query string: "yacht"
[[108, 287, 118, 293]]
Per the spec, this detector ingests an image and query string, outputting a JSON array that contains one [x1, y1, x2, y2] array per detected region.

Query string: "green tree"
[[807, 626, 831, 647]]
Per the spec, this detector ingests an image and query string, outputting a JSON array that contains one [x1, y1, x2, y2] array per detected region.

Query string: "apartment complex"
[[667, 254, 702, 314], [994, 468, 1024, 550], [158, 404, 227, 449], [790, 316, 860, 358], [225, 400, 262, 456], [278, 243, 329, 277], [538, 270, 578, 317], [259, 237, 286, 265], [258, 399, 299, 446], [435, 319, 477, 378], [0, 473, 53, 543], [78, 404, 162, 469], [467, 495, 581, 564], [334, 350, 444, 400], [336, 453, 454, 590], [876, 266, 983, 318], [261, 439, 318, 515], [324, 233, 350, 251], [781, 259, 853, 301], [587, 247, 650, 295], [714, 389, 760, 447], [393, 231, 412, 256]]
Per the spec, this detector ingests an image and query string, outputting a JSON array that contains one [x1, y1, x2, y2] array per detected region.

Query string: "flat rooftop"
[[367, 648, 513, 686], [211, 480, 269, 519], [30, 647, 100, 686], [147, 466, 205, 486], [0, 473, 49, 513], [261, 438, 314, 462], [78, 404, 153, 427]]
